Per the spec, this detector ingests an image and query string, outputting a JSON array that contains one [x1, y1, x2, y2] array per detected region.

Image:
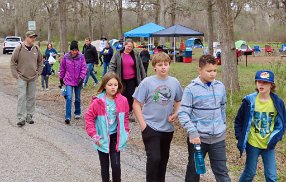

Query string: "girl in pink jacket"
[[85, 72, 129, 182]]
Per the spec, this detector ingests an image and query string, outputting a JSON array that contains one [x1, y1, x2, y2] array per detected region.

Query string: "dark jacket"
[[82, 44, 98, 64], [139, 50, 150, 63], [234, 92, 286, 157], [101, 47, 114, 62], [109, 48, 146, 86], [41, 60, 51, 76]]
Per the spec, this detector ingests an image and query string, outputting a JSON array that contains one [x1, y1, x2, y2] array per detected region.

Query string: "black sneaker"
[[26, 115, 34, 124], [65, 119, 70, 124], [17, 120, 26, 127]]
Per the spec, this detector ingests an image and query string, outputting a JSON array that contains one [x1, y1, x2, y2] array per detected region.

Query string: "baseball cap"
[[255, 70, 274, 83], [25, 31, 38, 37]]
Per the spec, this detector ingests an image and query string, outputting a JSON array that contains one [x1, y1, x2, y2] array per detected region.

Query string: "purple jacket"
[[59, 52, 87, 86]]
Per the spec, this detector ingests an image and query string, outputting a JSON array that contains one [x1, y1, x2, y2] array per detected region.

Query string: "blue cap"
[[255, 70, 274, 83]]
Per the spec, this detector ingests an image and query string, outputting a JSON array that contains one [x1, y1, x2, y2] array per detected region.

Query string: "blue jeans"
[[102, 61, 110, 77], [186, 140, 231, 182], [65, 85, 81, 120], [84, 63, 98, 85], [239, 143, 277, 182]]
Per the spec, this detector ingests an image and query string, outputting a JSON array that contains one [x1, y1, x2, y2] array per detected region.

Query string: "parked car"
[[3, 36, 22, 54]]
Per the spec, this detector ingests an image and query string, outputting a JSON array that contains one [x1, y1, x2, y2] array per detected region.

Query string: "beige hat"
[[25, 31, 38, 37]]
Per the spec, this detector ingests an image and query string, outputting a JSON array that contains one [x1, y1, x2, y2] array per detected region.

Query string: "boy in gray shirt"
[[178, 55, 231, 182], [133, 52, 183, 182]]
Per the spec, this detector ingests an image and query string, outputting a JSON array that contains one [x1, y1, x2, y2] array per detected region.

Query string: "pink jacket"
[[85, 92, 130, 153]]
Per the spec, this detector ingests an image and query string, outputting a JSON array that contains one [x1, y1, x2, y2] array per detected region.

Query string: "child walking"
[[178, 55, 231, 182], [133, 52, 183, 181], [41, 55, 51, 91], [85, 72, 130, 182], [235, 70, 286, 182]]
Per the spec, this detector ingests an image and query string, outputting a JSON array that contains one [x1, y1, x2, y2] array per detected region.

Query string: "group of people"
[[10, 31, 285, 182]]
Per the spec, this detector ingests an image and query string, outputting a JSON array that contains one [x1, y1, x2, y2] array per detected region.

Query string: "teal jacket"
[[85, 92, 130, 153]]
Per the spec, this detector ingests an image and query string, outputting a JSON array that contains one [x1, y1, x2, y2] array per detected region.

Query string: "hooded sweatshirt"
[[178, 77, 227, 144]]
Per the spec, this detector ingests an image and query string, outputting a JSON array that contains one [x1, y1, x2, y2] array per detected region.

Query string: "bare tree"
[[58, 0, 68, 53], [111, 0, 123, 38], [215, 0, 239, 91], [207, 0, 215, 55], [43, 0, 58, 42]]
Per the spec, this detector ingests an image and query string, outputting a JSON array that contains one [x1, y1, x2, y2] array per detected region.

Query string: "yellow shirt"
[[248, 96, 276, 149]]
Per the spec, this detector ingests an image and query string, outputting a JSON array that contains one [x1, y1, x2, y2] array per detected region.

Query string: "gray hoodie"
[[178, 77, 227, 144]]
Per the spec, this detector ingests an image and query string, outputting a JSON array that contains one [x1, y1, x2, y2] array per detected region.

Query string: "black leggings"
[[142, 125, 174, 182], [122, 78, 137, 112], [98, 133, 121, 182]]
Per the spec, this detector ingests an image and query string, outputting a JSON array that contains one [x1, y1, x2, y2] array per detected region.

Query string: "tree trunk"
[[118, 0, 123, 38], [216, 0, 240, 91], [207, 0, 214, 56], [47, 20, 52, 43], [88, 0, 93, 39], [73, 0, 78, 40], [98, 0, 104, 38], [59, 0, 68, 53], [154, 0, 160, 24], [14, 2, 19, 36]]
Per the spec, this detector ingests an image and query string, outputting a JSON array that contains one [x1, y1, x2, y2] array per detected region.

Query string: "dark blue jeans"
[[142, 125, 174, 182], [239, 143, 277, 182], [98, 133, 121, 182], [186, 140, 231, 182], [84, 63, 98, 85], [65, 85, 81, 120], [102, 61, 110, 77]]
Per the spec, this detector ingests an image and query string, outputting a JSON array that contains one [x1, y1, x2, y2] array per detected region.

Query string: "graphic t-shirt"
[[106, 97, 117, 134], [248, 96, 277, 149], [132, 75, 183, 132]]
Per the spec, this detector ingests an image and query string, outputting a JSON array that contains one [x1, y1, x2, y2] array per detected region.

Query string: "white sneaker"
[[74, 115, 81, 119]]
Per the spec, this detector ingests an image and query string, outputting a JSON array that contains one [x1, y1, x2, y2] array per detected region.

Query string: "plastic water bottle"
[[194, 144, 206, 174]]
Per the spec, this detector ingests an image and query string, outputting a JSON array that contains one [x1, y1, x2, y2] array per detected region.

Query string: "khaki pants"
[[17, 78, 36, 121]]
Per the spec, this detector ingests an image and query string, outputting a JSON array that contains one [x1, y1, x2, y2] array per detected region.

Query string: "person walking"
[[235, 70, 286, 182], [10, 31, 43, 127], [178, 55, 231, 182], [98, 36, 108, 66], [44, 43, 57, 75], [139, 45, 150, 75], [101, 42, 113, 77], [133, 52, 183, 181], [82, 37, 99, 87], [59, 40, 87, 124], [40, 55, 51, 91], [85, 72, 130, 182], [109, 38, 146, 122]]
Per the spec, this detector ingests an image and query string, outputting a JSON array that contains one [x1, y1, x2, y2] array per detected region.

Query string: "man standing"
[[10, 31, 43, 127], [82, 37, 98, 87]]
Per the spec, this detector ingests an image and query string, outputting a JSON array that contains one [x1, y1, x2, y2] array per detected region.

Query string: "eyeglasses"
[[29, 36, 36, 39]]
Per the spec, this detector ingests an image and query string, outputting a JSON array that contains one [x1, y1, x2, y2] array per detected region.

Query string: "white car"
[[3, 36, 22, 54]]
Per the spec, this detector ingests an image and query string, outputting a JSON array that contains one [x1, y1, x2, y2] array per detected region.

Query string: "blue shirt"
[[106, 97, 117, 134]]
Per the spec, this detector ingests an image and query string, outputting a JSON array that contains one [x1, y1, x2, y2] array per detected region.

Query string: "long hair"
[[97, 72, 123, 94]]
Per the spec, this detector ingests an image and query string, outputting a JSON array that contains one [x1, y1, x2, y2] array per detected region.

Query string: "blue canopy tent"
[[124, 22, 165, 50], [124, 22, 165, 37], [151, 24, 204, 61]]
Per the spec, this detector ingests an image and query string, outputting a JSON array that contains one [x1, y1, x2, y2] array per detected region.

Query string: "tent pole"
[[174, 37, 176, 62], [147, 37, 150, 52]]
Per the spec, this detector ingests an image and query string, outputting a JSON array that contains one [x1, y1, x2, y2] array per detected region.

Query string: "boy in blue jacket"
[[234, 70, 286, 182], [41, 55, 51, 91], [178, 55, 231, 182]]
